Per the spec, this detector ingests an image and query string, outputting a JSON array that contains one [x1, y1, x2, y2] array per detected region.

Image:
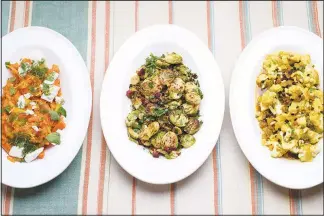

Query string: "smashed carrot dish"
[[1, 58, 66, 163]]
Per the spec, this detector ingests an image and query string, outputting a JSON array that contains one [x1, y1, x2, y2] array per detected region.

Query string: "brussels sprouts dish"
[[125, 52, 203, 159], [255, 51, 323, 162]]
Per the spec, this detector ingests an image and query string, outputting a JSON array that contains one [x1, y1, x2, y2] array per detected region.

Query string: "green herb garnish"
[[30, 60, 48, 79], [4, 106, 12, 114], [46, 132, 61, 145], [45, 72, 56, 82], [57, 106, 67, 117], [153, 108, 168, 117], [8, 113, 18, 122], [29, 86, 37, 93], [5, 61, 10, 68], [9, 86, 16, 96], [42, 83, 51, 96], [49, 110, 60, 121]]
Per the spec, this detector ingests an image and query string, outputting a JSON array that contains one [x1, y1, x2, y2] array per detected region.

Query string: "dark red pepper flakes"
[[126, 90, 133, 98], [192, 74, 198, 79], [137, 68, 145, 76]]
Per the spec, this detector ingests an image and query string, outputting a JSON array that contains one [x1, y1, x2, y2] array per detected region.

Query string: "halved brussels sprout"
[[156, 59, 170, 68], [165, 150, 181, 159], [182, 103, 199, 116], [169, 78, 185, 99], [184, 118, 201, 135], [140, 78, 161, 96], [125, 110, 140, 127], [185, 91, 201, 105], [185, 82, 198, 93], [172, 126, 182, 135], [139, 122, 160, 141], [150, 131, 166, 149], [180, 134, 196, 148], [169, 110, 188, 127], [162, 131, 178, 149], [169, 92, 182, 100], [164, 53, 183, 64], [170, 78, 185, 93], [167, 101, 182, 110], [128, 127, 140, 139], [159, 69, 175, 86]]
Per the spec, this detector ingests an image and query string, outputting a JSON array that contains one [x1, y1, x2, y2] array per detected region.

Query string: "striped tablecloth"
[[1, 1, 323, 215]]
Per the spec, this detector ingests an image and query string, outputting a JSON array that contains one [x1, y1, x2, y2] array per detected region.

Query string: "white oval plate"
[[100, 24, 225, 184], [230, 26, 323, 189], [1, 27, 92, 188]]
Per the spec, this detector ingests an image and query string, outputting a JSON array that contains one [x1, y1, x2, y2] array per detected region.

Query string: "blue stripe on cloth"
[[1, 1, 10, 36], [12, 1, 88, 215], [306, 1, 314, 34], [242, 1, 264, 215], [277, 1, 284, 26], [208, 1, 222, 214]]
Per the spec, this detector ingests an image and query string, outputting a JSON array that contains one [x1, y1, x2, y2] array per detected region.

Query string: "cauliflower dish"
[[256, 51, 323, 162], [125, 52, 203, 159], [1, 58, 66, 163]]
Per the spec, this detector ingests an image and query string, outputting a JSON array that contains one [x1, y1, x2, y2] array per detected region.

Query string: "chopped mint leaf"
[[46, 132, 61, 145], [49, 110, 60, 121], [57, 106, 67, 117], [5, 61, 10, 68], [9, 87, 16, 96]]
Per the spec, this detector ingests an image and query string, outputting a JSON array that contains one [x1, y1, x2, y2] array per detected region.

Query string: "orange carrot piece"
[[54, 79, 60, 85], [8, 66, 19, 75], [7, 156, 17, 163], [28, 116, 40, 122], [52, 64, 60, 73], [2, 143, 11, 153], [21, 58, 32, 64], [38, 151, 45, 159], [53, 120, 66, 132]]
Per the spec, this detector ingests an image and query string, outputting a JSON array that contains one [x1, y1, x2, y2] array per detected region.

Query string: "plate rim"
[[229, 25, 323, 189], [100, 24, 225, 184], [1, 26, 92, 188]]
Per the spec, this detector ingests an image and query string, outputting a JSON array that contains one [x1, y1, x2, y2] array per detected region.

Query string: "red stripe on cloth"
[[82, 1, 97, 214], [97, 2, 111, 214], [24, 1, 30, 27], [312, 1, 322, 37], [131, 2, 139, 215], [9, 1, 16, 32]]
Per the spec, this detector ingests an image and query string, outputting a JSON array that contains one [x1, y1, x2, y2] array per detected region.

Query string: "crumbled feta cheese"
[[25, 109, 34, 115], [17, 95, 26, 108], [24, 93, 31, 99], [24, 147, 44, 163], [9, 146, 24, 158], [55, 96, 65, 104], [56, 129, 63, 134], [44, 72, 59, 85], [18, 62, 31, 77], [30, 101, 37, 109], [41, 85, 60, 102], [32, 125, 40, 132]]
